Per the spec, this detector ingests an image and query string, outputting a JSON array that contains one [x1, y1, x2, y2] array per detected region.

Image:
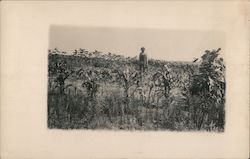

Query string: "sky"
[[49, 26, 225, 61]]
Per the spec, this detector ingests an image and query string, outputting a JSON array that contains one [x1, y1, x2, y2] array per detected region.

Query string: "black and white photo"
[[48, 27, 226, 131]]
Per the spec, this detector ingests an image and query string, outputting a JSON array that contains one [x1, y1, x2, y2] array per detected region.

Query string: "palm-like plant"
[[152, 65, 174, 99]]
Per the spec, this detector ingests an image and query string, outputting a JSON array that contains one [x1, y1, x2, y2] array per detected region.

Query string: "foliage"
[[48, 48, 225, 131], [189, 48, 225, 130]]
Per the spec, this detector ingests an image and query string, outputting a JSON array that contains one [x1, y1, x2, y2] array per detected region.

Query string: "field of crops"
[[48, 48, 225, 131]]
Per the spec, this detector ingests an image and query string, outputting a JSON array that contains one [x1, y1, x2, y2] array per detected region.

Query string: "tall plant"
[[189, 48, 225, 130]]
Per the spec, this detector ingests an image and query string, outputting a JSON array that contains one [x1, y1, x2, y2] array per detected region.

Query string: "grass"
[[47, 52, 225, 131]]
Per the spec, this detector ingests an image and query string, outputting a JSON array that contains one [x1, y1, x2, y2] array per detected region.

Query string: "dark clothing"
[[139, 52, 148, 72]]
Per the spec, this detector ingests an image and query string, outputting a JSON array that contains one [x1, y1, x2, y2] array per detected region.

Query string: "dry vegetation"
[[48, 48, 225, 131]]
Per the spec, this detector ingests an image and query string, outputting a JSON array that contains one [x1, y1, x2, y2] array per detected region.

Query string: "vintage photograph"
[[48, 26, 226, 131], [2, 1, 249, 158]]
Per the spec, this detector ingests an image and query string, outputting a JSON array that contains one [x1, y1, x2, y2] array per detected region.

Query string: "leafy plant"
[[189, 48, 225, 130]]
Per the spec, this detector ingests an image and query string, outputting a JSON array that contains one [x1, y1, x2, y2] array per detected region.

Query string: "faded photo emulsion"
[[48, 26, 226, 131]]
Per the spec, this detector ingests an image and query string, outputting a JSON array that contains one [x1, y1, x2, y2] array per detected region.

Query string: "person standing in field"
[[139, 47, 148, 72]]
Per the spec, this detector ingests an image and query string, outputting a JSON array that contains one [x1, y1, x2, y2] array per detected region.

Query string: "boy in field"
[[139, 47, 148, 72]]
